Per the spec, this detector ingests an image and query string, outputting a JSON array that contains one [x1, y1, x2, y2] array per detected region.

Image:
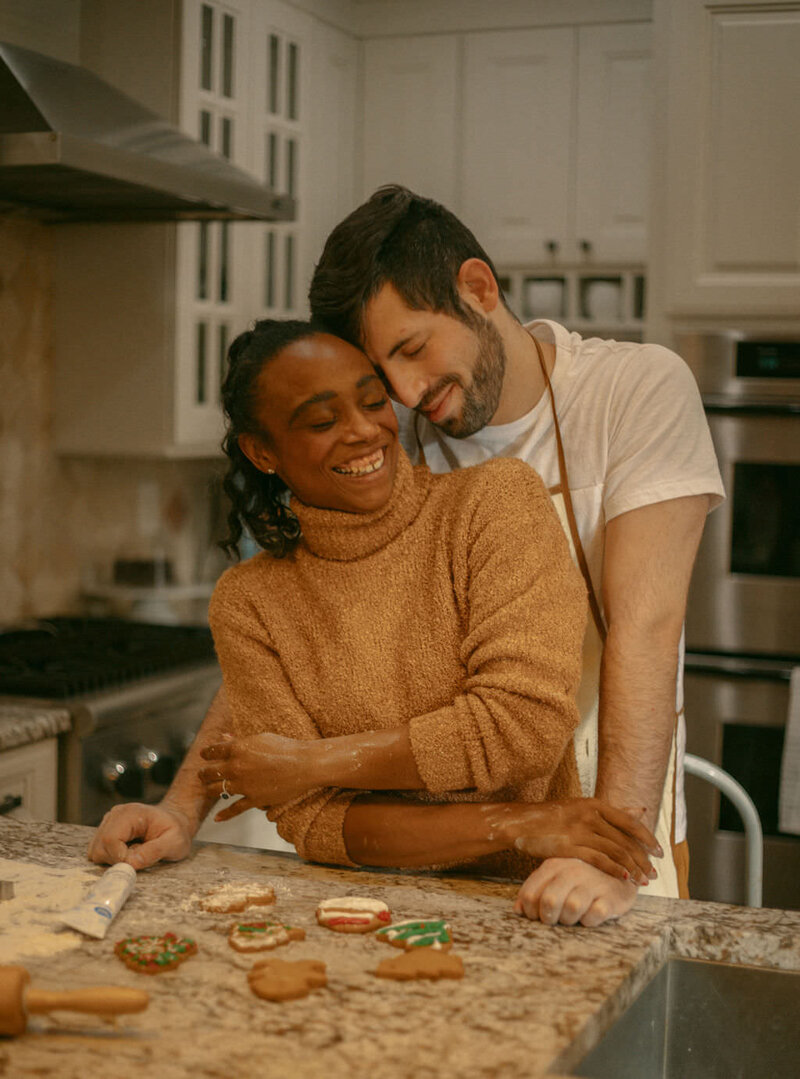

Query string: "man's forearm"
[[594, 625, 679, 831], [161, 685, 232, 830]]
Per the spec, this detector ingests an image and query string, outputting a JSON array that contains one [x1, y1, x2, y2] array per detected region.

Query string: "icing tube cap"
[[59, 863, 137, 939]]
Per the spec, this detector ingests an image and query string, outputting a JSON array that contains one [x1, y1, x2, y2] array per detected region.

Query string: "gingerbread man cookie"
[[248, 958, 327, 1002], [228, 921, 306, 953], [316, 896, 391, 933], [200, 882, 275, 913], [374, 949, 464, 982], [375, 919, 452, 951], [114, 932, 198, 974]]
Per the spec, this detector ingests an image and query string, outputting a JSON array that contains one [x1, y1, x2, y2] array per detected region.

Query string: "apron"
[[413, 339, 682, 898]]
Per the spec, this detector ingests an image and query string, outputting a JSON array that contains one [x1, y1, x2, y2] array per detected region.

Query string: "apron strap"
[[532, 336, 608, 643]]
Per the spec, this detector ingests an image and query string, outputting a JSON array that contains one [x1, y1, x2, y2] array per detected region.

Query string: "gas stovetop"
[[0, 617, 216, 698]]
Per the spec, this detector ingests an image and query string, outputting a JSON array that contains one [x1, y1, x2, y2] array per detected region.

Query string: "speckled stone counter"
[[1, 819, 798, 1079], [0, 704, 71, 751]]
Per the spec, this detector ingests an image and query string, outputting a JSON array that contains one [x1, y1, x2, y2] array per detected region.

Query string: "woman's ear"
[[456, 258, 500, 314], [238, 433, 278, 476]]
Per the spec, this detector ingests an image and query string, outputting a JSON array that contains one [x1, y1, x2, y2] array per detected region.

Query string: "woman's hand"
[[494, 798, 662, 885], [198, 733, 320, 821]]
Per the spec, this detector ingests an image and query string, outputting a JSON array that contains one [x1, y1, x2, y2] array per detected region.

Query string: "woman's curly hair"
[[219, 318, 318, 560]]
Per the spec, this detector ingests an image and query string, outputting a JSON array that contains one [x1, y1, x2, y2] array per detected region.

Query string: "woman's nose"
[[344, 409, 382, 441]]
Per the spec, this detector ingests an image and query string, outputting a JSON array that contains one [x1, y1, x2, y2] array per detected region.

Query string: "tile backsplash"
[[0, 213, 228, 625]]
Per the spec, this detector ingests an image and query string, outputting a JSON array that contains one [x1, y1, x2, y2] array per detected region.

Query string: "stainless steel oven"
[[679, 332, 800, 910], [0, 618, 221, 825]]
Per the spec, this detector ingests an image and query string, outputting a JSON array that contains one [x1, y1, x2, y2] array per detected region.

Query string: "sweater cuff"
[[295, 790, 360, 868], [408, 710, 474, 793]]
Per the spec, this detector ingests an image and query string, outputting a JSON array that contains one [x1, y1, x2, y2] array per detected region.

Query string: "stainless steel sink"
[[573, 958, 800, 1078]]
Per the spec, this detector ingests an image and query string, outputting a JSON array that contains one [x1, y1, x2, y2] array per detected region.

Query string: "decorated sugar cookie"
[[114, 932, 198, 974], [248, 958, 327, 1002], [375, 918, 452, 951], [374, 949, 464, 982], [315, 896, 391, 934], [200, 882, 275, 913], [228, 921, 306, 953]]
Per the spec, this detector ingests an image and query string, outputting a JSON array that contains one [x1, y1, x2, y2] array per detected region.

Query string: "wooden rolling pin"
[[0, 965, 149, 1036]]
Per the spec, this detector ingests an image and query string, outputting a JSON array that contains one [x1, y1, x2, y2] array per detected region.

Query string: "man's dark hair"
[[309, 185, 509, 347]]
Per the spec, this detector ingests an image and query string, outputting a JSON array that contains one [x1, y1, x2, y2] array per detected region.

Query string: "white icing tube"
[[59, 863, 137, 939]]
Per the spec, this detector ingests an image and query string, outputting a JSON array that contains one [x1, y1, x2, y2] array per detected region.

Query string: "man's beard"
[[435, 316, 507, 439]]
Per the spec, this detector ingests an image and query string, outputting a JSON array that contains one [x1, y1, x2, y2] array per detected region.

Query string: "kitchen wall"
[[0, 214, 227, 624]]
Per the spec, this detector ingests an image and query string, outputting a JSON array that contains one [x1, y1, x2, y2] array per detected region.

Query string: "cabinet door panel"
[[462, 28, 574, 264], [362, 36, 459, 207], [663, 1, 800, 316], [575, 23, 652, 263]]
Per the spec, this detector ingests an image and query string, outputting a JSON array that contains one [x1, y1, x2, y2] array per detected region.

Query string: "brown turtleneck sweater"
[[209, 449, 587, 870]]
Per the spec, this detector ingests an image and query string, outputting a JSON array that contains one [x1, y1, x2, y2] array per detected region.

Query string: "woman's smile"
[[332, 446, 386, 477]]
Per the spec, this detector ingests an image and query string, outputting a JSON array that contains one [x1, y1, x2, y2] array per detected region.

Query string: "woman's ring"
[[221, 778, 231, 800]]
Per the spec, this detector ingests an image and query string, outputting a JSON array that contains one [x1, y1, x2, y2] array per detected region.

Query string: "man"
[[89, 187, 723, 926]]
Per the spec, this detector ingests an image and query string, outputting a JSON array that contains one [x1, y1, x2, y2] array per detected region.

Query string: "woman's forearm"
[[342, 798, 518, 867], [310, 726, 424, 791], [342, 797, 659, 882]]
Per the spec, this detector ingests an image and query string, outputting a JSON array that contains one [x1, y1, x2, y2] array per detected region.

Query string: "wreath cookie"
[[228, 921, 306, 953], [375, 919, 452, 951], [316, 897, 391, 934], [248, 958, 327, 1002], [200, 883, 275, 913], [114, 932, 198, 974], [374, 949, 464, 982]]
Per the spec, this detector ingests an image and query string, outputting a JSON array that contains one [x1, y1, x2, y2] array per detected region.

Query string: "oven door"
[[685, 403, 800, 655], [684, 653, 800, 911]]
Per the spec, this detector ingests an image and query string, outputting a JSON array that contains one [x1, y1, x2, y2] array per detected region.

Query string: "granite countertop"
[[0, 704, 71, 752], [1, 819, 798, 1079]]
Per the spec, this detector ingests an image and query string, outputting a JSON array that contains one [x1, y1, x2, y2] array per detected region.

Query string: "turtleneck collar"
[[290, 448, 431, 561]]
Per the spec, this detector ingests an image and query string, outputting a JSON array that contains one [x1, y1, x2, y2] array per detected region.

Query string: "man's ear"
[[238, 433, 278, 476], [456, 258, 500, 314]]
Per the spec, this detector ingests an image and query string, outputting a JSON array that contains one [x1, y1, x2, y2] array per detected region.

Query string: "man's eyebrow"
[[387, 335, 416, 360], [289, 391, 336, 425]]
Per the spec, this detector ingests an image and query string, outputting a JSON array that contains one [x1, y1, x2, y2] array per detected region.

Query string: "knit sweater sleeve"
[[408, 458, 587, 794], [208, 567, 358, 868]]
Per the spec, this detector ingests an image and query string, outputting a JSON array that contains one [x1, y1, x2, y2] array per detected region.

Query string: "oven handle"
[[702, 396, 800, 415], [684, 651, 796, 681]]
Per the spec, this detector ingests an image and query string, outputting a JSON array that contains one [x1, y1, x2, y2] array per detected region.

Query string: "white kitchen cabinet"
[[53, 0, 357, 457], [574, 23, 653, 265], [0, 739, 58, 822], [462, 28, 574, 265], [462, 23, 652, 266], [361, 35, 459, 208], [656, 0, 800, 318]]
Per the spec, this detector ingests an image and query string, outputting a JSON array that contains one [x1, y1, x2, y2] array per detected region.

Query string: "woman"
[[198, 319, 659, 896]]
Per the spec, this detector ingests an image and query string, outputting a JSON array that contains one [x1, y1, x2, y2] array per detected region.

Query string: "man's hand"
[[514, 858, 639, 927], [198, 732, 316, 821], [87, 802, 196, 869], [507, 800, 661, 885]]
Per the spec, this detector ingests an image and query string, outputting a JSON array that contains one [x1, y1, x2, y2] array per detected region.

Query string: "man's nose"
[[381, 362, 427, 410]]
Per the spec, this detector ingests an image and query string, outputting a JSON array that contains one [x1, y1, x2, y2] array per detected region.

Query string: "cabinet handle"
[[0, 794, 23, 816], [579, 240, 592, 256], [545, 240, 559, 256]]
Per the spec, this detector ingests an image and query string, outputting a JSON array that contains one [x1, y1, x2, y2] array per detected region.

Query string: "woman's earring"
[[265, 467, 275, 474]]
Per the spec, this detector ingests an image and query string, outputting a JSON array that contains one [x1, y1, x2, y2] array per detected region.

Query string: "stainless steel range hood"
[[0, 41, 295, 223]]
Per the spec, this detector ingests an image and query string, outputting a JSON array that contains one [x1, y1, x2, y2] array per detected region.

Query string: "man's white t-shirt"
[[397, 319, 725, 848]]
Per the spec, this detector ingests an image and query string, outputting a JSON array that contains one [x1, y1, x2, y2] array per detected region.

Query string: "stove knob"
[[100, 758, 144, 799], [134, 746, 160, 773]]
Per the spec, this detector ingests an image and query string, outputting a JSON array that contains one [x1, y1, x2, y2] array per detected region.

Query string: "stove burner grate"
[[0, 617, 216, 698]]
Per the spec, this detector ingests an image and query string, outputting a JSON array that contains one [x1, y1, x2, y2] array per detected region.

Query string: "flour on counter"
[[0, 857, 97, 961]]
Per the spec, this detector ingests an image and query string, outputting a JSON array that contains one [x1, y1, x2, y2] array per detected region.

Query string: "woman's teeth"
[[333, 448, 385, 476]]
